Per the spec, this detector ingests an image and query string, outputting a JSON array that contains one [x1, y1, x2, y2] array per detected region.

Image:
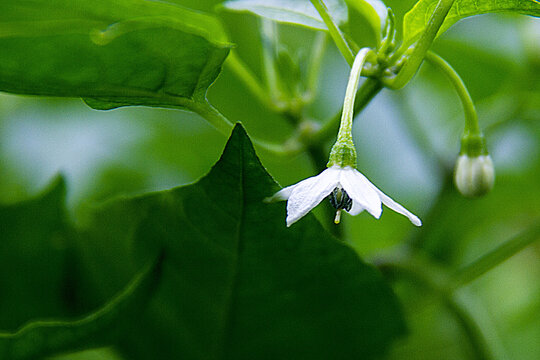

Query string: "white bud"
[[454, 155, 495, 197]]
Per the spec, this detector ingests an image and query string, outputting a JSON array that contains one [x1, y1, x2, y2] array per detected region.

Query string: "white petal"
[[264, 184, 295, 202], [339, 167, 382, 219], [368, 183, 422, 226], [286, 167, 340, 226], [347, 200, 364, 216]]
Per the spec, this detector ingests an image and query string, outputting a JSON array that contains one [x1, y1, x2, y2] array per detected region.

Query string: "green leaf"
[[0, 176, 163, 359], [78, 124, 406, 359], [0, 0, 231, 110], [345, 0, 388, 43], [0, 176, 71, 333], [403, 0, 540, 46], [221, 0, 348, 30], [0, 255, 163, 360]]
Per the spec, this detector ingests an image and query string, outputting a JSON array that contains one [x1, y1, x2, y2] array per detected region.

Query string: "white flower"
[[268, 165, 422, 227]]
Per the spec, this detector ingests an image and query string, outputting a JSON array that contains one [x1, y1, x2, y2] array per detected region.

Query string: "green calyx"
[[327, 139, 357, 168], [460, 132, 488, 157]]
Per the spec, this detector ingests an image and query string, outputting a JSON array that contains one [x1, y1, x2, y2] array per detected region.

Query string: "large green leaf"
[[403, 0, 540, 46], [77, 124, 406, 359], [0, 0, 230, 110], [0, 177, 163, 360], [221, 0, 348, 30]]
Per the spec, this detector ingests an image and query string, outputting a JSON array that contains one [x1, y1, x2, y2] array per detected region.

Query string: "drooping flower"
[[454, 154, 495, 197], [267, 165, 421, 227]]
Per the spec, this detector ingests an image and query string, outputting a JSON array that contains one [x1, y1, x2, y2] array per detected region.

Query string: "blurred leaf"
[[0, 0, 230, 110], [78, 124, 405, 359], [0, 176, 72, 331], [0, 255, 163, 360], [221, 0, 348, 30], [345, 0, 388, 43], [403, 0, 540, 46]]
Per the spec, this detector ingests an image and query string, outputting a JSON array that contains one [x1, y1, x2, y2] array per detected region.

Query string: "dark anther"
[[329, 187, 352, 212]]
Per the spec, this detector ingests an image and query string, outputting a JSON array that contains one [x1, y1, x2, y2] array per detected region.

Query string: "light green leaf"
[[221, 0, 348, 30], [345, 0, 388, 43], [0, 0, 231, 110], [403, 0, 540, 46], [78, 124, 406, 360]]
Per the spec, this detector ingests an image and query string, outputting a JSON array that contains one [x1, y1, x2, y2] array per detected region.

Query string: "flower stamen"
[[329, 187, 352, 224]]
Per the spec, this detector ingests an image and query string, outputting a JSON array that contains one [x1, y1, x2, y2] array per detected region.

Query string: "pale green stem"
[[225, 50, 275, 110], [386, 0, 456, 89], [449, 222, 540, 291], [188, 101, 298, 156], [425, 51, 480, 134], [304, 32, 328, 103], [336, 48, 372, 142], [312, 78, 383, 145], [309, 0, 354, 66], [260, 18, 283, 105]]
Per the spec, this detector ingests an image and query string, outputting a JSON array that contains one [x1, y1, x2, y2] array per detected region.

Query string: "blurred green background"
[[1, 0, 539, 359]]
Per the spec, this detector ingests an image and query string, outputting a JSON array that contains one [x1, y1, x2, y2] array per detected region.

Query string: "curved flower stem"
[[449, 222, 540, 291], [309, 0, 354, 66], [425, 51, 480, 134], [225, 50, 276, 111], [335, 48, 372, 143], [386, 0, 456, 90], [312, 78, 383, 145], [378, 259, 494, 360]]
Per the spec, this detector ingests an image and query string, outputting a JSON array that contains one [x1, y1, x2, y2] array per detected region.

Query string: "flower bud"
[[454, 154, 495, 197]]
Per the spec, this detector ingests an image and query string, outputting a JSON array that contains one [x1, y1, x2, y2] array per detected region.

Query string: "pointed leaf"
[[78, 124, 406, 360]]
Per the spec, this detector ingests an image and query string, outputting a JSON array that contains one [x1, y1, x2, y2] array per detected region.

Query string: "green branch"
[[386, 0, 456, 89], [450, 222, 540, 291], [309, 0, 354, 66], [225, 50, 275, 111], [378, 258, 494, 360]]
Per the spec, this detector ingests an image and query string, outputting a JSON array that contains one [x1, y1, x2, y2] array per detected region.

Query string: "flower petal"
[[347, 200, 364, 216], [286, 167, 340, 226], [264, 184, 295, 202], [369, 183, 422, 226], [339, 167, 382, 219]]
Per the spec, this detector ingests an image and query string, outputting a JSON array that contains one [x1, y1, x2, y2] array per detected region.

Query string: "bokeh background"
[[1, 0, 539, 359]]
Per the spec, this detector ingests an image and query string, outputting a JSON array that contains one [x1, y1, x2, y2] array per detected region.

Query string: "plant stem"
[[386, 0, 456, 89], [309, 0, 354, 66], [188, 101, 298, 156], [450, 222, 540, 291], [335, 48, 372, 143], [260, 18, 284, 105], [313, 78, 383, 145], [225, 50, 275, 111], [378, 259, 494, 360], [425, 51, 479, 134], [304, 32, 328, 103]]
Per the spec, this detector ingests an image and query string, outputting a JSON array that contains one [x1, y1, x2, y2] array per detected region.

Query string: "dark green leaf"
[[77, 124, 406, 359], [0, 176, 71, 332], [0, 0, 231, 110], [221, 0, 348, 30], [403, 0, 540, 46], [0, 255, 163, 360]]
